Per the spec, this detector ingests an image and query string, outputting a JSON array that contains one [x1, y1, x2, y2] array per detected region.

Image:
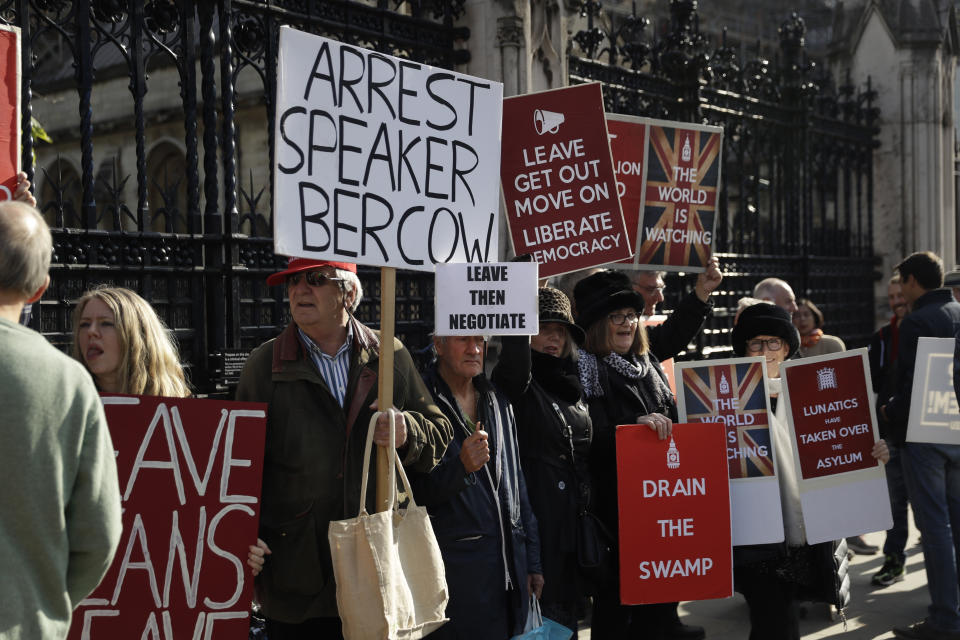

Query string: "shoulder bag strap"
[[357, 408, 419, 517]]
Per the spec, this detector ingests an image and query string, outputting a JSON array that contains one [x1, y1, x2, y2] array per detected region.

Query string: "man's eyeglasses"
[[608, 312, 640, 326], [287, 270, 343, 288], [636, 285, 666, 296], [747, 337, 783, 352]]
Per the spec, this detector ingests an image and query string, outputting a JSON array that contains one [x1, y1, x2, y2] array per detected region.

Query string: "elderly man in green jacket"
[[0, 201, 122, 639], [236, 257, 452, 639]]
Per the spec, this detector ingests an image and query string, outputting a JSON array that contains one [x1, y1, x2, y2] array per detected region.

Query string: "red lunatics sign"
[[501, 83, 631, 277], [68, 395, 267, 640], [616, 422, 732, 604], [0, 25, 20, 200], [783, 353, 877, 480]]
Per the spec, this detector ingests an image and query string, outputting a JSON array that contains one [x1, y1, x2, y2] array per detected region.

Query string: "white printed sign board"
[[907, 337, 960, 444], [434, 262, 539, 336], [675, 356, 784, 546], [779, 349, 892, 545], [273, 27, 503, 271]]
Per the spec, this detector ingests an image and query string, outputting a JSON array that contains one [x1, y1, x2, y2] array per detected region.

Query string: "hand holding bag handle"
[[357, 409, 421, 516]]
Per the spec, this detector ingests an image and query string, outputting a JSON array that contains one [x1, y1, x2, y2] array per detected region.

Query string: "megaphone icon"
[[534, 109, 564, 135]]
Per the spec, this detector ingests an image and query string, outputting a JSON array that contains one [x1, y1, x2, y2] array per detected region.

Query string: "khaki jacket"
[[235, 318, 451, 622]]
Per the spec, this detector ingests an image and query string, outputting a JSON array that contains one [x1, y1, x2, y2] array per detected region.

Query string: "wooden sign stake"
[[376, 267, 396, 512]]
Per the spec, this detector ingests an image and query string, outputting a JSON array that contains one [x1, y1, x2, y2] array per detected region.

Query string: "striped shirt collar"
[[298, 324, 354, 406]]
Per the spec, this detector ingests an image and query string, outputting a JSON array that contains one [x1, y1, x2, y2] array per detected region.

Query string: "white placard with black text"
[[273, 27, 503, 270], [434, 262, 539, 336], [907, 337, 960, 444]]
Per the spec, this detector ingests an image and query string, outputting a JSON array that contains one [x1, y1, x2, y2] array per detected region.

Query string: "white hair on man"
[[336, 268, 363, 312], [0, 201, 52, 297]]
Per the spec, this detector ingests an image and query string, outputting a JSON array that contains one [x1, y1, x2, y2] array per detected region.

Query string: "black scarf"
[[531, 349, 583, 404]]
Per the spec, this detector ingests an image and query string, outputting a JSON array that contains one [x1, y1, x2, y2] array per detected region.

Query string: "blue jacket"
[[412, 364, 542, 636], [886, 288, 960, 443]]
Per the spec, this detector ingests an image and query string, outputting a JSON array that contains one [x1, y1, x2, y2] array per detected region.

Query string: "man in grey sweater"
[[0, 201, 122, 639]]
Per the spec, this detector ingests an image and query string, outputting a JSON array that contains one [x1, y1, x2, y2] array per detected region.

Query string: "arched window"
[[39, 157, 82, 229], [146, 141, 187, 233]]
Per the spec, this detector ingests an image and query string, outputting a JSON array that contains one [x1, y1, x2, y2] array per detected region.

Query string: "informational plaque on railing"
[[500, 83, 631, 278], [675, 356, 784, 546], [616, 422, 732, 604], [272, 26, 503, 271], [907, 337, 960, 444], [434, 262, 539, 336], [779, 349, 892, 544], [0, 25, 19, 200], [606, 114, 722, 272], [68, 395, 267, 640]]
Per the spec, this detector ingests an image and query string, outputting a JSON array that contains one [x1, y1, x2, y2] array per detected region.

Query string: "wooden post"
[[376, 267, 396, 512]]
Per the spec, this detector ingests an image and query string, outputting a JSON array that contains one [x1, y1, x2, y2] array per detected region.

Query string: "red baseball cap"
[[267, 257, 357, 286]]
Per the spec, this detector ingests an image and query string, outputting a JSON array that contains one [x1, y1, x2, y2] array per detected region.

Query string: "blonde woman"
[[72, 287, 270, 575], [72, 286, 190, 397]]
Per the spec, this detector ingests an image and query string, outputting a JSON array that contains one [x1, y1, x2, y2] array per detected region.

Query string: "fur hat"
[[731, 302, 800, 358], [573, 270, 645, 331], [539, 287, 585, 345]]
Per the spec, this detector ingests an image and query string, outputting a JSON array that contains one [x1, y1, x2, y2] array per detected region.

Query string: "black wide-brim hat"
[[573, 269, 645, 331], [539, 286, 585, 345], [731, 302, 801, 358]]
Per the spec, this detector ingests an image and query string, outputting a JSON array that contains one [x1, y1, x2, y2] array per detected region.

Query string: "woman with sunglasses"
[[572, 270, 689, 639], [731, 303, 888, 639]]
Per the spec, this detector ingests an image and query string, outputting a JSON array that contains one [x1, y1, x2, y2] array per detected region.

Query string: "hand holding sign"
[[637, 412, 672, 440], [459, 427, 490, 473], [247, 538, 271, 577], [371, 403, 407, 448], [872, 439, 890, 464]]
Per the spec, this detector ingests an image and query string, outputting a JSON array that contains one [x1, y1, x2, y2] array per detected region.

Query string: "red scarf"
[[801, 328, 824, 348]]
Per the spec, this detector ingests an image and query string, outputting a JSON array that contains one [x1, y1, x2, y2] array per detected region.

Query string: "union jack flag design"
[[682, 362, 773, 480], [637, 126, 721, 269]]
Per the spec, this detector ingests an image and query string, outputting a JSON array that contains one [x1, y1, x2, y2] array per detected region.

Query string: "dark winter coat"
[[492, 336, 592, 605], [886, 288, 960, 443], [234, 319, 452, 622], [580, 351, 677, 539], [411, 364, 542, 638], [869, 318, 901, 440]]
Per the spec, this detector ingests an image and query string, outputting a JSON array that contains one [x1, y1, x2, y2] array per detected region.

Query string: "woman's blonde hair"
[[582, 313, 649, 357], [71, 286, 190, 397]]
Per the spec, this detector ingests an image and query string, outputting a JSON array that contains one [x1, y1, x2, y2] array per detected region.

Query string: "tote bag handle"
[[357, 408, 419, 516]]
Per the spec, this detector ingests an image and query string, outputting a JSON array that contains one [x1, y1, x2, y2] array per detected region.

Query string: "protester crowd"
[[5, 193, 960, 640]]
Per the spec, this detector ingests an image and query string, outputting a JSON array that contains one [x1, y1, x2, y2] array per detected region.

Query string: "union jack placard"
[[635, 120, 722, 272], [679, 360, 773, 480]]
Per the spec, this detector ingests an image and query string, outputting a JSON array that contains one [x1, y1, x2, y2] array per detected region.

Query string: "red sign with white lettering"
[[616, 422, 732, 604], [0, 26, 20, 200], [782, 353, 878, 480], [501, 83, 631, 277], [68, 395, 267, 640]]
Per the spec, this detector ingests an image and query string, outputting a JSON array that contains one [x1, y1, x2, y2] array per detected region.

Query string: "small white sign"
[[907, 337, 960, 444], [273, 27, 503, 271], [434, 262, 539, 336]]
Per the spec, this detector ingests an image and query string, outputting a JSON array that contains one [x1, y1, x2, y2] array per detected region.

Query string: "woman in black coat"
[[492, 287, 591, 636], [573, 270, 679, 639]]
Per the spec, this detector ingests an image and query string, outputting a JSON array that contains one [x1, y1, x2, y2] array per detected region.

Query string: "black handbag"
[[551, 401, 616, 584]]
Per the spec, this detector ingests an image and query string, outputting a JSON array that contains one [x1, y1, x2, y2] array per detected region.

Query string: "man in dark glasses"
[[235, 257, 452, 640]]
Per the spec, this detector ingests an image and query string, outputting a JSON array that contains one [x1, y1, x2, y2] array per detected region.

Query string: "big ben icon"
[[667, 437, 680, 469]]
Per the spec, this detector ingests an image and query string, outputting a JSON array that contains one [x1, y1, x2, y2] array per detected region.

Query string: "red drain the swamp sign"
[[615, 422, 732, 604]]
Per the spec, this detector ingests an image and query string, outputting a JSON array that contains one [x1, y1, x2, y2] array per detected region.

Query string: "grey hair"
[[752, 277, 791, 300], [336, 268, 363, 312], [0, 202, 52, 296]]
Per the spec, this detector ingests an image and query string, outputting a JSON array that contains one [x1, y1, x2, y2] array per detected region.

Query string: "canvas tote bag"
[[328, 410, 449, 639]]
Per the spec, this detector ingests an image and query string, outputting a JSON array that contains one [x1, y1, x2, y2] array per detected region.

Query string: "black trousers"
[[734, 565, 800, 640], [264, 616, 344, 640]]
